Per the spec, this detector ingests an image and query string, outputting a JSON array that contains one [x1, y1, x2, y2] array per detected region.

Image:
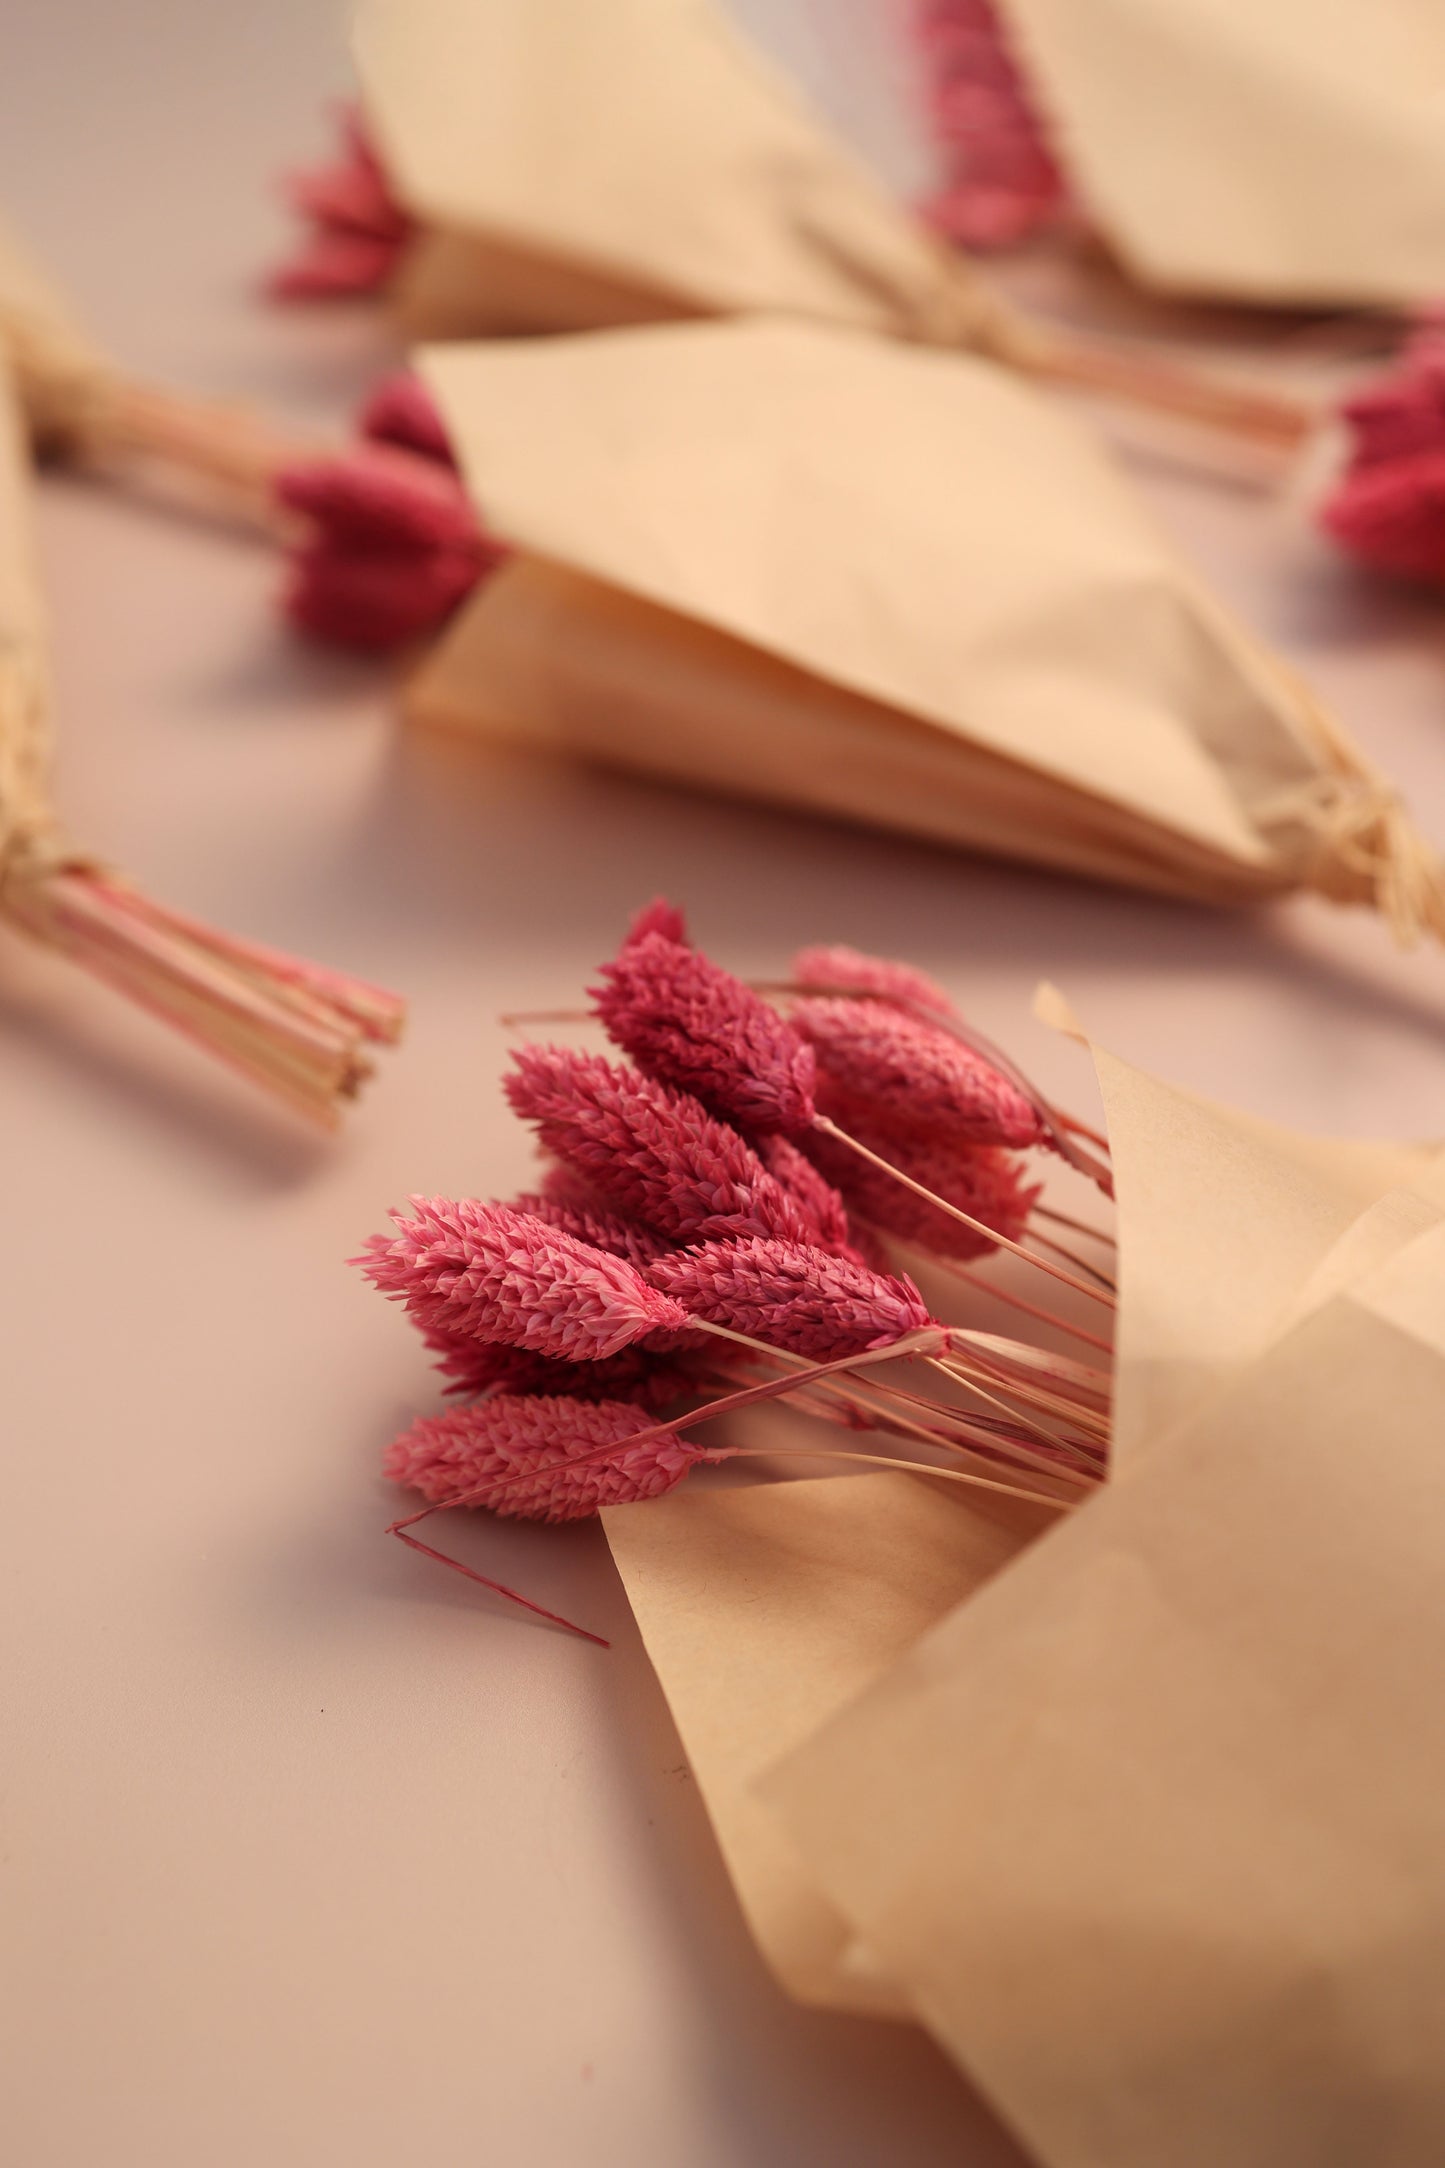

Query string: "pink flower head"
[[505, 1046, 816, 1246], [792, 996, 1046, 1150], [358, 370, 457, 467], [423, 1329, 703, 1408], [275, 445, 482, 554], [806, 1118, 1039, 1260], [269, 104, 412, 300], [791, 943, 957, 1017], [384, 1393, 701, 1522], [913, 0, 1074, 250], [276, 442, 506, 651], [1335, 332, 1445, 469], [756, 1134, 860, 1258], [592, 931, 816, 1135], [356, 1198, 688, 1360], [509, 1188, 669, 1272], [624, 897, 690, 948], [649, 1238, 933, 1359], [1319, 451, 1445, 584], [283, 542, 490, 650]]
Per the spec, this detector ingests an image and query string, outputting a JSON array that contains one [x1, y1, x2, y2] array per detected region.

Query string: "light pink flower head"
[[269, 104, 412, 300], [649, 1238, 932, 1360], [592, 932, 816, 1135], [505, 1047, 816, 1247], [792, 997, 1045, 1150], [509, 1188, 669, 1272], [384, 1393, 701, 1522], [356, 1198, 688, 1361], [755, 1134, 861, 1259], [623, 897, 690, 949], [358, 370, 457, 467], [791, 943, 957, 1017]]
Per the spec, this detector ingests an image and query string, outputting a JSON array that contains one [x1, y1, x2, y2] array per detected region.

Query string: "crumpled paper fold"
[[605, 1014, 1445, 2160], [998, 0, 1445, 308], [411, 319, 1445, 940], [353, 0, 1015, 354]]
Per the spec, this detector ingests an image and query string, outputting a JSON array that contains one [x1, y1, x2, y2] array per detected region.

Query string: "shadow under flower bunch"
[[356, 902, 1117, 1641]]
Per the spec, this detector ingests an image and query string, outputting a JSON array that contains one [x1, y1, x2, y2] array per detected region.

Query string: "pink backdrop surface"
[[2, 4, 1443, 2163]]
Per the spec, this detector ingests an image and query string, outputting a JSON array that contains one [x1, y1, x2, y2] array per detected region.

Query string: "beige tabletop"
[[3, 4, 1444, 2164]]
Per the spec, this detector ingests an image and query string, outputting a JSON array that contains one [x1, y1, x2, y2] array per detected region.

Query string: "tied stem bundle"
[[0, 357, 403, 1125], [357, 902, 1116, 1641]]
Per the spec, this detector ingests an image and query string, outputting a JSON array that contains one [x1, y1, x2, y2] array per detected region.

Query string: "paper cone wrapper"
[[763, 1211, 1445, 2165], [0, 211, 109, 449], [998, 0, 1445, 308], [410, 320, 1444, 938], [605, 1016, 1445, 2078], [353, 0, 1014, 354]]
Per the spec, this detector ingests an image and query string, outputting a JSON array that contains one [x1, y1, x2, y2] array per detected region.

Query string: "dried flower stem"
[[813, 1114, 1115, 1309], [899, 1244, 1115, 1356], [1034, 1203, 1117, 1249], [390, 1526, 609, 1647], [1027, 1228, 1118, 1292], [5, 865, 402, 1124]]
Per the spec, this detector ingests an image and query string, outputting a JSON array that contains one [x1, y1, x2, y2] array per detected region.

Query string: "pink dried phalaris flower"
[[806, 1116, 1040, 1262], [1320, 457, 1445, 584], [509, 1189, 670, 1272], [283, 543, 487, 651], [791, 943, 957, 1017], [356, 1198, 689, 1361], [791, 997, 1047, 1150], [756, 1134, 861, 1259], [423, 1330, 705, 1409], [592, 931, 816, 1135], [505, 1046, 816, 1248], [275, 440, 507, 651], [275, 444, 482, 553], [624, 896, 691, 949], [1317, 329, 1445, 583], [384, 1394, 703, 1522], [913, 0, 1075, 250], [269, 104, 413, 300], [649, 1239, 933, 1360], [358, 370, 458, 466]]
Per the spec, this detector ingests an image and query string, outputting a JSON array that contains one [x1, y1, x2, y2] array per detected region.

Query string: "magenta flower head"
[[504, 1047, 816, 1246], [791, 943, 956, 1017], [792, 996, 1046, 1150], [807, 1120, 1040, 1261], [509, 1189, 669, 1272], [624, 897, 690, 948], [650, 1238, 932, 1360], [384, 1393, 701, 1522], [756, 1134, 860, 1258], [423, 1329, 703, 1409], [356, 1198, 688, 1360], [358, 370, 457, 467], [276, 440, 507, 651], [591, 931, 816, 1136], [269, 103, 412, 301]]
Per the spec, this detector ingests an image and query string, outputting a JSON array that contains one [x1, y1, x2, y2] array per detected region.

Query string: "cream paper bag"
[[352, 0, 1016, 353], [0, 211, 110, 450], [603, 1017, 1442, 2026], [764, 1224, 1445, 2167], [409, 319, 1445, 938], [998, 0, 1445, 308]]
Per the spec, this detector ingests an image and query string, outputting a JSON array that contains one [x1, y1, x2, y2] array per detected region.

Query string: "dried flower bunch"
[[358, 904, 1116, 1635], [0, 352, 403, 1125]]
